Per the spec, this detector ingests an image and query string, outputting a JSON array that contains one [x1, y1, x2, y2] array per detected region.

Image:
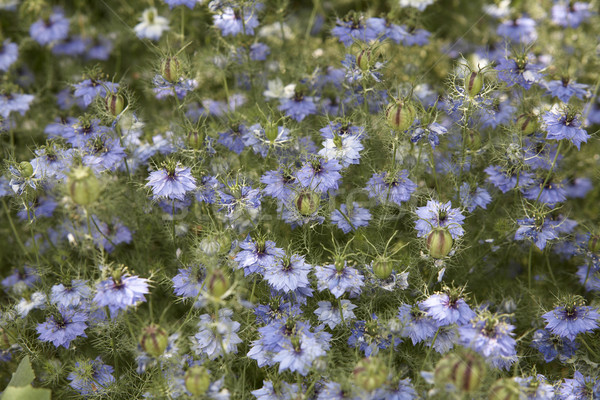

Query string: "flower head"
[[146, 163, 197, 201], [93, 273, 149, 317], [366, 170, 417, 207], [542, 300, 599, 341], [415, 200, 465, 239], [37, 308, 88, 348], [68, 357, 115, 395], [134, 8, 170, 40]]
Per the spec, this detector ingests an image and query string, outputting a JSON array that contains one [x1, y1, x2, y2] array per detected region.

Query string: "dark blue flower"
[[496, 56, 543, 90], [515, 217, 558, 250], [218, 124, 249, 154], [278, 93, 317, 122], [485, 165, 535, 193], [164, 0, 200, 9], [234, 236, 284, 276], [260, 168, 298, 203], [68, 357, 115, 395], [545, 78, 589, 103], [61, 118, 111, 148], [37, 308, 88, 348], [542, 303, 599, 341], [397, 303, 438, 345], [172, 266, 206, 298], [459, 183, 492, 212], [296, 158, 343, 193], [531, 328, 578, 363], [331, 16, 378, 46], [542, 109, 590, 150]]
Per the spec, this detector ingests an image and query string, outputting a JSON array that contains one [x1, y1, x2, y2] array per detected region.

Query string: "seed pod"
[[434, 351, 485, 393], [589, 234, 600, 253], [161, 56, 181, 83], [187, 130, 205, 150], [139, 324, 168, 357], [295, 191, 320, 216], [353, 357, 389, 392], [465, 129, 482, 150], [385, 100, 416, 132], [427, 228, 453, 259], [184, 366, 211, 396], [465, 71, 484, 97], [265, 122, 279, 143], [19, 161, 34, 178], [104, 93, 125, 116], [68, 167, 100, 206], [207, 269, 229, 298], [515, 114, 538, 135], [357, 48, 374, 71], [488, 378, 521, 400], [372, 256, 393, 280]]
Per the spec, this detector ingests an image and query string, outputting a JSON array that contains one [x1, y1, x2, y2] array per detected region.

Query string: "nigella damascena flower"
[[213, 7, 259, 36], [485, 165, 535, 193], [542, 109, 590, 150], [272, 333, 327, 376], [421, 292, 476, 326], [90, 216, 133, 253], [164, 0, 202, 9], [331, 202, 372, 234], [531, 328, 578, 363], [296, 158, 343, 193], [545, 78, 589, 103], [314, 300, 357, 329], [37, 307, 88, 348], [331, 16, 378, 46], [190, 308, 242, 360], [459, 183, 492, 212], [93, 273, 149, 317], [314, 261, 364, 298], [134, 8, 170, 41], [234, 235, 284, 276], [172, 266, 206, 298], [415, 200, 465, 239], [522, 179, 567, 207], [396, 303, 438, 345], [365, 170, 417, 207], [495, 56, 543, 90], [514, 217, 558, 250], [557, 371, 600, 400], [217, 183, 262, 220], [264, 254, 312, 293], [0, 40, 18, 71], [73, 79, 119, 108], [496, 17, 537, 43], [50, 279, 91, 308], [29, 8, 70, 46], [252, 381, 299, 400], [318, 133, 364, 167], [146, 163, 197, 201], [278, 90, 317, 122], [410, 121, 447, 148], [348, 315, 400, 356], [515, 375, 555, 400], [366, 17, 408, 44], [398, 0, 437, 11], [542, 301, 600, 341], [68, 357, 115, 396], [551, 2, 593, 28], [260, 168, 297, 203], [458, 316, 518, 370], [0, 93, 35, 119]]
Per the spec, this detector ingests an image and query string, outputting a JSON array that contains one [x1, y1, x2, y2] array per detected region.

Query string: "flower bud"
[[488, 378, 521, 400], [295, 191, 320, 216], [516, 114, 538, 135], [589, 234, 600, 253], [265, 122, 279, 143], [434, 351, 485, 393], [465, 71, 484, 97], [68, 167, 100, 206], [184, 366, 211, 396], [104, 93, 125, 116], [161, 56, 182, 83], [386, 100, 416, 132], [139, 324, 169, 357], [207, 269, 229, 298], [372, 256, 393, 280], [18, 161, 34, 178], [427, 228, 453, 259], [465, 129, 482, 150], [357, 48, 375, 71], [353, 357, 388, 392], [187, 130, 205, 150]]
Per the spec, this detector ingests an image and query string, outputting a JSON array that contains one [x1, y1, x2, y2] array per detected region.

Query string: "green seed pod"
[[353, 357, 389, 392], [589, 234, 600, 253], [161, 56, 181, 83], [295, 191, 320, 216], [19, 161, 34, 178], [104, 93, 125, 116], [372, 256, 393, 280], [207, 269, 229, 298], [357, 48, 374, 71], [434, 351, 485, 393], [139, 324, 169, 357], [385, 100, 416, 132], [516, 114, 538, 135], [187, 130, 205, 150], [465, 71, 484, 97], [265, 122, 280, 143], [184, 366, 211, 396], [488, 378, 521, 400], [427, 228, 453, 259], [465, 129, 482, 150], [68, 167, 100, 206]]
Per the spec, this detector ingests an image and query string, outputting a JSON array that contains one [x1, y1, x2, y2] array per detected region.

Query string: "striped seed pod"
[[353, 357, 389, 392], [465, 71, 484, 97], [184, 366, 211, 396], [434, 351, 485, 393], [161, 56, 181, 83], [372, 256, 393, 280], [427, 228, 453, 259], [139, 324, 168, 357], [68, 167, 100, 206], [357, 48, 374, 71], [207, 269, 229, 298], [488, 378, 521, 400], [589, 234, 600, 253], [104, 93, 125, 116], [385, 100, 416, 132], [295, 191, 320, 216], [516, 113, 538, 135], [187, 130, 205, 150]]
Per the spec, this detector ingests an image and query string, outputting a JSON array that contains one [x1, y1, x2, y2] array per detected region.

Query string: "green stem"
[[337, 297, 346, 326], [528, 245, 533, 290], [1, 199, 28, 256], [536, 141, 562, 203]]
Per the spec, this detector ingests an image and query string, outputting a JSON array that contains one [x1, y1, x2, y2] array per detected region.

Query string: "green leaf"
[[2, 385, 51, 400], [7, 356, 35, 388]]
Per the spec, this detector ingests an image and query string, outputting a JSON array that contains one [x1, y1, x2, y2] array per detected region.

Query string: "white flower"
[[398, 0, 436, 11], [263, 78, 295, 100], [258, 22, 294, 40], [16, 291, 46, 318], [134, 8, 170, 41]]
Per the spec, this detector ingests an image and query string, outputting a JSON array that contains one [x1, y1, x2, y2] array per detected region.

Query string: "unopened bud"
[[385, 100, 416, 132], [465, 71, 484, 97], [68, 167, 100, 206], [357, 48, 376, 71], [187, 130, 205, 150], [427, 228, 453, 259], [184, 366, 211, 396], [19, 161, 34, 178], [465, 129, 482, 150], [139, 324, 168, 357], [105, 93, 125, 116], [516, 114, 538, 135]]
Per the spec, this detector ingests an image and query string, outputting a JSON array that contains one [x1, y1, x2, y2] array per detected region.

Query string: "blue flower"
[[249, 42, 270, 61], [0, 40, 18, 71], [558, 371, 600, 400], [252, 381, 299, 400], [319, 122, 365, 139], [0, 93, 35, 119], [83, 135, 127, 173], [331, 16, 378, 46], [522, 179, 567, 207], [37, 308, 88, 348], [146, 164, 197, 201], [190, 308, 242, 360], [458, 316, 517, 370], [366, 17, 408, 44], [264, 254, 312, 293], [421, 293, 476, 326], [551, 2, 593, 28], [1, 266, 39, 295], [217, 182, 262, 220], [495, 56, 543, 90], [153, 75, 198, 100], [314, 300, 357, 329], [366, 170, 417, 207], [331, 202, 371, 233], [164, 0, 201, 9], [68, 357, 115, 395], [93, 274, 149, 317], [397, 303, 438, 345], [278, 93, 317, 122], [73, 79, 119, 108], [61, 118, 111, 148], [296, 158, 343, 193], [459, 183, 492, 212], [314, 261, 364, 298], [213, 7, 259, 36], [172, 266, 206, 298], [260, 168, 298, 202], [272, 334, 327, 375], [496, 17, 537, 43], [234, 236, 284, 276], [515, 375, 555, 400], [29, 8, 70, 45], [217, 124, 249, 154], [545, 78, 589, 103], [531, 328, 578, 363], [485, 165, 535, 193], [90, 217, 133, 253], [415, 200, 465, 239], [514, 217, 558, 250], [542, 109, 590, 150], [542, 303, 599, 341], [410, 121, 447, 148], [400, 26, 430, 46], [50, 280, 91, 308], [349, 315, 400, 356]]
